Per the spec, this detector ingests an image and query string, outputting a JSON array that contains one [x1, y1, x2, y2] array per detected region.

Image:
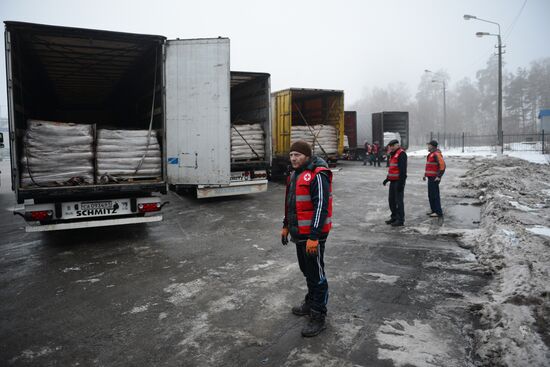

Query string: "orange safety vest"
[[295, 167, 333, 235], [425, 151, 442, 177], [387, 148, 404, 181]]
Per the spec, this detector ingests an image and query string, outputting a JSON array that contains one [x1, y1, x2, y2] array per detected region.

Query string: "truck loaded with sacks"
[[271, 88, 344, 175], [4, 21, 270, 231]]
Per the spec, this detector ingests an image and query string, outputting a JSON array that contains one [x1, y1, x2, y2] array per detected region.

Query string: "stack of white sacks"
[[291, 125, 338, 155], [231, 123, 265, 160], [21, 120, 94, 187], [96, 129, 162, 182]]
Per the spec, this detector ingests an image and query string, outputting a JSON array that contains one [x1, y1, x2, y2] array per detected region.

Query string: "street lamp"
[[464, 14, 503, 155], [425, 69, 447, 149]]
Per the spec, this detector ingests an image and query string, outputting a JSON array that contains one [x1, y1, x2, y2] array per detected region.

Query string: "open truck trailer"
[[4, 21, 270, 231], [271, 88, 344, 175]]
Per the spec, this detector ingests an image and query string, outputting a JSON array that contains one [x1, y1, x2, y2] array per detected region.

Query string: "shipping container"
[[372, 111, 409, 150], [271, 88, 344, 174]]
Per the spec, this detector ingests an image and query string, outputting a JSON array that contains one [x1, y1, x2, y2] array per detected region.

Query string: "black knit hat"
[[388, 139, 399, 146], [290, 140, 312, 157], [427, 140, 438, 147]]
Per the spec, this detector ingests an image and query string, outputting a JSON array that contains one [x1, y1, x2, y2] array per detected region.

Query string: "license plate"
[[81, 201, 113, 210], [62, 199, 131, 219]]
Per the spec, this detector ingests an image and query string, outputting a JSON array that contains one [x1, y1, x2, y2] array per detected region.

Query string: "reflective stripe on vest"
[[295, 167, 333, 235], [425, 151, 439, 177], [387, 148, 404, 181]]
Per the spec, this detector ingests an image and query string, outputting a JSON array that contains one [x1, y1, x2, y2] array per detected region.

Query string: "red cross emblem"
[[303, 173, 312, 182]]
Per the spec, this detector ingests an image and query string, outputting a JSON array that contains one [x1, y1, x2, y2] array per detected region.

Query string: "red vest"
[[425, 151, 439, 177], [372, 144, 379, 154], [295, 167, 333, 235], [387, 148, 404, 181]]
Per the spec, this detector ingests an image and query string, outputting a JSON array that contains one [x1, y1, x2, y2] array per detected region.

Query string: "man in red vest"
[[383, 139, 407, 226], [363, 141, 371, 165], [281, 140, 332, 337], [423, 140, 446, 217]]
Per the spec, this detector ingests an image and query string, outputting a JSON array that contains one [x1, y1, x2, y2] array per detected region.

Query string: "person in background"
[[363, 141, 371, 166], [383, 139, 407, 226], [423, 140, 446, 217], [372, 141, 381, 167], [281, 140, 332, 337]]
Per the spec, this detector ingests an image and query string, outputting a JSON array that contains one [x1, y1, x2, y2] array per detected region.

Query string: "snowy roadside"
[[408, 147, 550, 165], [457, 157, 550, 366]]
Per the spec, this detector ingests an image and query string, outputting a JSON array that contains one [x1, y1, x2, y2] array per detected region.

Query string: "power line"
[[504, 0, 528, 41]]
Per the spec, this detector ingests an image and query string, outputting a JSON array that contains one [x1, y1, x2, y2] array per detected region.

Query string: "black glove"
[[281, 227, 289, 246], [383, 178, 389, 186]]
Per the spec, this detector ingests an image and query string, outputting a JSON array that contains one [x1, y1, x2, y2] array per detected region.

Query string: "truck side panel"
[[344, 111, 357, 148], [165, 38, 231, 186]]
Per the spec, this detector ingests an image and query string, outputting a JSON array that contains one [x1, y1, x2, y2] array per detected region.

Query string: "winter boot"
[[301, 310, 327, 337], [385, 218, 395, 225], [292, 302, 311, 316]]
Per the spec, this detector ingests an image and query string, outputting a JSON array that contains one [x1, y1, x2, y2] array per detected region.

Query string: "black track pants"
[[295, 240, 328, 314]]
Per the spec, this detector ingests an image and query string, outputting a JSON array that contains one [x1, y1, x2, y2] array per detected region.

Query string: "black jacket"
[[284, 156, 331, 242]]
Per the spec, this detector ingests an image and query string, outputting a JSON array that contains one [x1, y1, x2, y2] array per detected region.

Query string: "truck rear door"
[[165, 38, 231, 185], [273, 90, 292, 157], [4, 29, 18, 193]]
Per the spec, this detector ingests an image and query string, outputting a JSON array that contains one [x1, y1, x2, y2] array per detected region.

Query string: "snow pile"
[[20, 120, 94, 187], [291, 125, 338, 155], [458, 157, 550, 366], [96, 129, 162, 182], [231, 124, 265, 160]]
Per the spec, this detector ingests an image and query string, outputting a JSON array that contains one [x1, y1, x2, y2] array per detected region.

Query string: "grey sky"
[[0, 0, 548, 116]]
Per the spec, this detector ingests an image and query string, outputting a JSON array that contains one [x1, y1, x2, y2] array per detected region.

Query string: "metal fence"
[[425, 131, 549, 154]]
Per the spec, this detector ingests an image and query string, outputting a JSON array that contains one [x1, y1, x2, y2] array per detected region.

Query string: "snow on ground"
[[457, 157, 550, 366], [408, 147, 549, 165]]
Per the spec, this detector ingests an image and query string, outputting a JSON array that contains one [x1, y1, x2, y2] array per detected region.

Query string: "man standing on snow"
[[383, 139, 407, 226], [281, 140, 332, 337], [423, 140, 445, 217]]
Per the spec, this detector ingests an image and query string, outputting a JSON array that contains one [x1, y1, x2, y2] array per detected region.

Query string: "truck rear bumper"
[[25, 215, 162, 233], [197, 180, 268, 199]]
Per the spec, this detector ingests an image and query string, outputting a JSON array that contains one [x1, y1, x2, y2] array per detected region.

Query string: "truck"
[[344, 111, 358, 160], [167, 69, 271, 199], [271, 88, 344, 175], [4, 21, 269, 232], [372, 111, 409, 151]]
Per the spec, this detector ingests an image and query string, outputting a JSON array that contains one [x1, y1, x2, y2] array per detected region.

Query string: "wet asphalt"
[[0, 157, 488, 366]]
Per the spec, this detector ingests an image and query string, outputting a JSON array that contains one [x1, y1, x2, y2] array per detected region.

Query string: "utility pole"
[[464, 14, 503, 155]]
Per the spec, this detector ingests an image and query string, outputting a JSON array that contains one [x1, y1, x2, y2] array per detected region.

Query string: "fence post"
[[462, 132, 465, 153], [430, 131, 433, 142], [543, 130, 545, 155]]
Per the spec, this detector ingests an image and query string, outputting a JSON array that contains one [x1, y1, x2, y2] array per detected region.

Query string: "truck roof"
[[271, 88, 344, 98], [5, 21, 166, 42]]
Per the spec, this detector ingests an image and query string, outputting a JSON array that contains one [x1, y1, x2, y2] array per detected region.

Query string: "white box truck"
[[4, 22, 269, 232]]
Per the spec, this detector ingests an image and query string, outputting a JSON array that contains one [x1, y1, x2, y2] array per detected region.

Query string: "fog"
[[1, 0, 548, 143]]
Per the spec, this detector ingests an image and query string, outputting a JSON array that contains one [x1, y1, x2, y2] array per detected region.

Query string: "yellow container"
[[271, 88, 344, 163]]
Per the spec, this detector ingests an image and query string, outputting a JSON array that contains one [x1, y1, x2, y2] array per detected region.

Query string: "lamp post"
[[464, 14, 503, 155], [424, 69, 447, 148]]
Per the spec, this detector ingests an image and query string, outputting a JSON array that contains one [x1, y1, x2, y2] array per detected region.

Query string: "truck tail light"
[[28, 210, 53, 221], [138, 203, 160, 213]]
